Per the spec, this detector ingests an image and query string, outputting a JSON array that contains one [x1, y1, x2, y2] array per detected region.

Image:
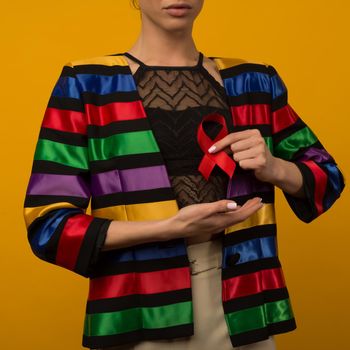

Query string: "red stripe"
[[272, 104, 299, 134], [88, 266, 191, 300], [56, 214, 93, 271], [86, 101, 146, 126], [42, 108, 86, 134], [222, 267, 286, 301], [301, 160, 328, 215], [230, 104, 270, 126]]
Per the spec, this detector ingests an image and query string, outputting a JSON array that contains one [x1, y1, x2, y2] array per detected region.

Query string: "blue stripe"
[[222, 236, 277, 268], [223, 71, 287, 99], [322, 163, 344, 210], [270, 73, 287, 99], [52, 76, 81, 99], [30, 208, 81, 258], [52, 74, 137, 99], [100, 241, 187, 263], [77, 73, 137, 94], [224, 72, 271, 97]]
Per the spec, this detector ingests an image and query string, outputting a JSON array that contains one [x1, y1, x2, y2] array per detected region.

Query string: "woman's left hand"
[[208, 129, 278, 183]]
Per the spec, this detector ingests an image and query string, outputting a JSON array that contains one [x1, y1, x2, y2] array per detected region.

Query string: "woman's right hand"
[[167, 197, 264, 239]]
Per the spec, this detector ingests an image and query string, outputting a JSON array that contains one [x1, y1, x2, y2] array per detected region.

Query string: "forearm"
[[268, 157, 305, 198], [101, 217, 178, 251]]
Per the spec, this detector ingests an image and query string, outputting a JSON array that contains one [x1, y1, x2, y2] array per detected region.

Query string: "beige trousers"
[[92, 239, 276, 350]]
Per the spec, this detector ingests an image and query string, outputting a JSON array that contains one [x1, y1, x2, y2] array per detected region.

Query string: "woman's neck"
[[127, 21, 199, 66]]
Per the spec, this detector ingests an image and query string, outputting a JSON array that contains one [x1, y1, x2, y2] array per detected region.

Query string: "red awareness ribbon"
[[197, 113, 236, 181]]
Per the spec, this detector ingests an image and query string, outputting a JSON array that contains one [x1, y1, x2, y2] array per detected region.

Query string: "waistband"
[[186, 239, 222, 274]]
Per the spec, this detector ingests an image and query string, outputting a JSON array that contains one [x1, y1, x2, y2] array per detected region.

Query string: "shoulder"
[[64, 52, 129, 70], [211, 56, 278, 77]]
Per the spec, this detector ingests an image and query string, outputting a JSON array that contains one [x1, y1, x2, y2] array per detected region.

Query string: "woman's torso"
[[123, 51, 233, 245]]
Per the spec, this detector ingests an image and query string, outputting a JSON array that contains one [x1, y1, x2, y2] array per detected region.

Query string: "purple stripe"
[[91, 165, 171, 196], [299, 147, 333, 163], [228, 171, 273, 198], [26, 173, 90, 197]]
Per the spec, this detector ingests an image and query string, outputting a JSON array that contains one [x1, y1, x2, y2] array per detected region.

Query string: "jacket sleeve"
[[23, 62, 113, 278], [267, 64, 345, 223]]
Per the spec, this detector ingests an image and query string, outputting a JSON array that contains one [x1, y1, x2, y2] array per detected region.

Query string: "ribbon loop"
[[197, 113, 236, 181]]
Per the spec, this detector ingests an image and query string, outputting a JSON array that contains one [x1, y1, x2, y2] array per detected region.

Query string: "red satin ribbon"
[[197, 113, 236, 181]]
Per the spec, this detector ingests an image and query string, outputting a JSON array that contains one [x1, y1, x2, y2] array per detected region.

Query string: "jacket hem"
[[82, 323, 194, 348]]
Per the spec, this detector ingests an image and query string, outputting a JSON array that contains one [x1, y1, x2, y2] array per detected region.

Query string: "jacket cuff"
[[282, 161, 318, 223]]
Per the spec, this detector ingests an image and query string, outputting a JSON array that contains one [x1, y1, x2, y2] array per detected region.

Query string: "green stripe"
[[274, 126, 318, 160], [264, 136, 273, 153], [88, 130, 160, 161], [34, 139, 88, 169], [84, 301, 193, 337], [225, 298, 294, 335]]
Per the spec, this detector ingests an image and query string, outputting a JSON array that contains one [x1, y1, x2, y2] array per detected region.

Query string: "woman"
[[23, 1, 344, 350]]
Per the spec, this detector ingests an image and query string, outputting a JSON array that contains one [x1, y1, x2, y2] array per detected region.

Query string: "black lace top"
[[124, 51, 232, 213]]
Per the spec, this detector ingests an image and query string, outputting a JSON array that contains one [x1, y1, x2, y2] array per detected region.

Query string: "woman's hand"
[[207, 129, 304, 197], [208, 129, 277, 183], [167, 197, 264, 240]]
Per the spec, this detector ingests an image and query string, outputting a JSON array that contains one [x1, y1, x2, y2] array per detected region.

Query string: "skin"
[[101, 0, 303, 250]]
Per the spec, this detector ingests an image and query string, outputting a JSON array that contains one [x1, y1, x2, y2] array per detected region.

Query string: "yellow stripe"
[[92, 199, 179, 221], [225, 203, 275, 234], [213, 57, 270, 70], [67, 55, 269, 71], [67, 55, 128, 67], [23, 202, 79, 228]]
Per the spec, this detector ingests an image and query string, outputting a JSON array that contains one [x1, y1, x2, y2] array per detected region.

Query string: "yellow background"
[[1, 0, 349, 348]]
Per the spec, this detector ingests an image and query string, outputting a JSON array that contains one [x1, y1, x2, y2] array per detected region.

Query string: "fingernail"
[[208, 145, 216, 153], [258, 197, 262, 202], [227, 202, 237, 209]]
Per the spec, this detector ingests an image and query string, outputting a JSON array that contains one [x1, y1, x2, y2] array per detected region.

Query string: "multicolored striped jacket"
[[23, 53, 345, 348]]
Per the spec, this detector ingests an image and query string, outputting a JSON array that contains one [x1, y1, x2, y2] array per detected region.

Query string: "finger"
[[238, 201, 264, 220], [230, 137, 257, 154], [239, 197, 263, 209], [226, 199, 263, 220], [239, 157, 266, 170], [208, 130, 254, 154], [233, 146, 262, 162]]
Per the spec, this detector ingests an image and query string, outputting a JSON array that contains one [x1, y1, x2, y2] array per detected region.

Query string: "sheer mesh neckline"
[[123, 51, 204, 70]]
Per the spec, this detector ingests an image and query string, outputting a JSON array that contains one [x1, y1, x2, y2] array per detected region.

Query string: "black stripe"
[[82, 323, 194, 348], [230, 190, 275, 206], [39, 127, 87, 147], [233, 124, 271, 137], [227, 92, 271, 106], [31, 160, 88, 175], [86, 288, 192, 314], [273, 117, 306, 145], [47, 95, 84, 112], [60, 65, 75, 77], [223, 224, 276, 246], [89, 255, 190, 278], [271, 91, 288, 112], [222, 257, 281, 280], [73, 63, 131, 75], [92, 187, 176, 209], [83, 90, 139, 105], [291, 139, 323, 160], [230, 318, 297, 347], [223, 287, 290, 313], [219, 63, 270, 79], [89, 152, 165, 174], [283, 161, 317, 223], [75, 217, 112, 277], [24, 194, 89, 208], [88, 118, 151, 138]]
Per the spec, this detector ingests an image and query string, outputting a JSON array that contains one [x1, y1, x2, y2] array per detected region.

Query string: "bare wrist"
[[159, 216, 182, 241]]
